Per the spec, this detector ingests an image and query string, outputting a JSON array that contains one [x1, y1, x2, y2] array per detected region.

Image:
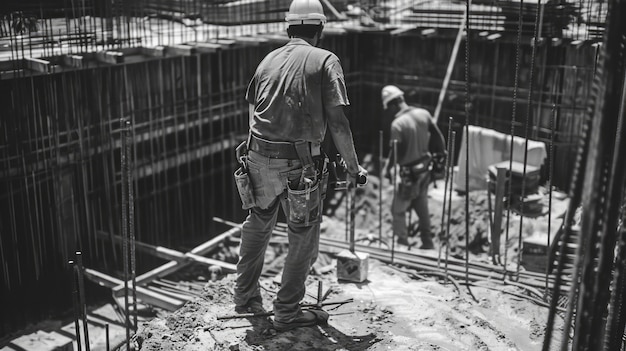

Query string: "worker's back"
[[246, 38, 346, 144], [391, 106, 432, 166]]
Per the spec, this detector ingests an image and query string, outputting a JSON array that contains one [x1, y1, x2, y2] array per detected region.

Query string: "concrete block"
[[336, 250, 369, 283]]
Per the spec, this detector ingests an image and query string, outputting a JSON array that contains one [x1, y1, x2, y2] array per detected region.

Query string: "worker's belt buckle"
[[249, 134, 321, 159]]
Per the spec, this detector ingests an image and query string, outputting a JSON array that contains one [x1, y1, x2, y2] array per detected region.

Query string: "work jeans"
[[392, 171, 431, 241], [234, 150, 321, 323]]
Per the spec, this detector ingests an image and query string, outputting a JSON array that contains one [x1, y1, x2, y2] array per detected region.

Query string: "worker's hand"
[[348, 165, 368, 187]]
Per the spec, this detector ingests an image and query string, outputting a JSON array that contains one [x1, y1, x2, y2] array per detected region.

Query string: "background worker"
[[382, 85, 445, 249], [234, 0, 366, 332]]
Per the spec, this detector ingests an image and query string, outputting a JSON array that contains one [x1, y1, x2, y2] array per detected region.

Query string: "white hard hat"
[[285, 0, 327, 25], [381, 85, 404, 109]]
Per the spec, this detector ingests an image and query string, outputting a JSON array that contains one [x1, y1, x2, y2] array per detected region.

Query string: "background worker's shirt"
[[245, 38, 349, 144], [390, 106, 433, 166]]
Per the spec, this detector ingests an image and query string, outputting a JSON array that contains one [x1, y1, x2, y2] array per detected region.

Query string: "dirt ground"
[[131, 262, 564, 350], [131, 168, 569, 350]]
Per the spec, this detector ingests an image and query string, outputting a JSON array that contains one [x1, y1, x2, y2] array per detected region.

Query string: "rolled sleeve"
[[322, 56, 350, 108]]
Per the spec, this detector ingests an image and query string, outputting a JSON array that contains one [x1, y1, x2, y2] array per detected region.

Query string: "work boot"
[[397, 237, 410, 246], [235, 296, 266, 314], [419, 235, 434, 250]]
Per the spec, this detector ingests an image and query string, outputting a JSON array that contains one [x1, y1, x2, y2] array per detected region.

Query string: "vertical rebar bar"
[[69, 260, 82, 351], [75, 251, 90, 351], [444, 131, 456, 284], [391, 139, 398, 263], [438, 117, 453, 267], [120, 116, 130, 349], [463, 0, 472, 288], [504, 0, 526, 274], [545, 104, 557, 295], [125, 119, 137, 331], [379, 130, 383, 247]]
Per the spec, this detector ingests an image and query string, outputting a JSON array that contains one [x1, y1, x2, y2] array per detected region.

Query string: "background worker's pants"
[[392, 171, 431, 242], [234, 150, 321, 323]]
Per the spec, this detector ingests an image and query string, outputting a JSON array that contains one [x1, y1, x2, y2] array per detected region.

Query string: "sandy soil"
[[132, 261, 564, 350], [131, 171, 569, 350]]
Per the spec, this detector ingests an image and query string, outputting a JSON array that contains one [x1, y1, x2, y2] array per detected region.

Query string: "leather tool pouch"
[[288, 143, 328, 227], [288, 179, 322, 227], [400, 155, 432, 186], [234, 141, 256, 210]]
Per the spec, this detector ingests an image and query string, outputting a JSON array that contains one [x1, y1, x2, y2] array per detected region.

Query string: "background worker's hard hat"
[[285, 0, 327, 25], [381, 85, 404, 109]]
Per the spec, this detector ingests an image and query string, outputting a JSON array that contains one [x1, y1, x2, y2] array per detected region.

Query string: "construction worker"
[[382, 85, 445, 249], [233, 0, 366, 332]]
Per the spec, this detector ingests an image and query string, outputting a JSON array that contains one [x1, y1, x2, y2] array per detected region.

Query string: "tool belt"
[[400, 154, 432, 186], [248, 134, 321, 160]]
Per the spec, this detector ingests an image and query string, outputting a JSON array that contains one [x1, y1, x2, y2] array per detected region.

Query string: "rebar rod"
[[69, 260, 83, 351], [120, 117, 130, 350], [602, 71, 626, 351], [515, 0, 542, 282], [75, 251, 90, 351], [379, 130, 383, 247], [444, 131, 456, 285], [544, 104, 557, 296], [438, 117, 453, 267], [391, 139, 398, 263], [463, 0, 471, 288], [504, 0, 526, 275], [125, 118, 138, 332]]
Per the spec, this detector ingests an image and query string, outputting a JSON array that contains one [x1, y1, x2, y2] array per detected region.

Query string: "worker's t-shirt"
[[245, 38, 349, 144], [390, 106, 433, 166]]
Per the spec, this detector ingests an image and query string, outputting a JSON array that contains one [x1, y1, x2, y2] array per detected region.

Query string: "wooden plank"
[[63, 55, 84, 68], [141, 46, 166, 57], [95, 230, 236, 273], [111, 227, 239, 296], [192, 42, 223, 53], [84, 269, 184, 311], [233, 36, 268, 46], [148, 286, 195, 302], [165, 44, 196, 56], [421, 28, 437, 37], [487, 33, 502, 41], [390, 26, 418, 36], [211, 38, 237, 47], [24, 57, 52, 73], [95, 51, 124, 64]]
